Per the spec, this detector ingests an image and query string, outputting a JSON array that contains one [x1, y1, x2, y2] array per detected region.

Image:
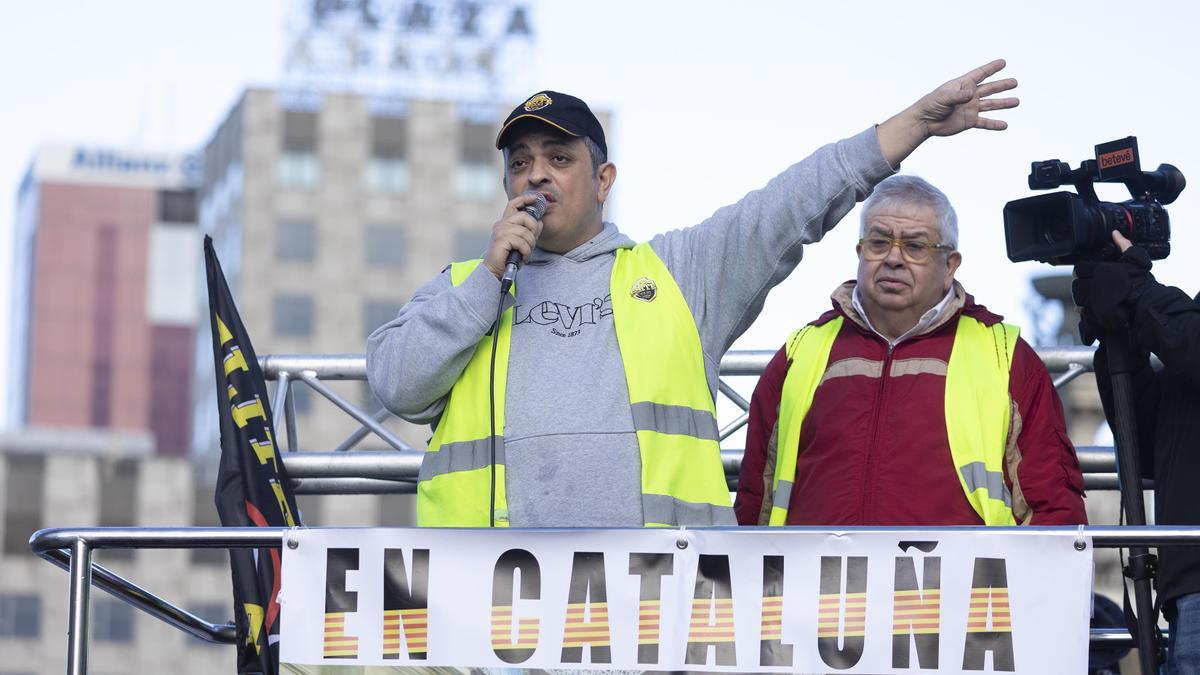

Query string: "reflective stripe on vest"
[[770, 315, 1019, 526], [416, 244, 733, 527]]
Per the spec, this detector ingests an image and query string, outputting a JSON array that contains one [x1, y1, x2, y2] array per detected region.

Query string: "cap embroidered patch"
[[523, 93, 552, 111], [497, 90, 606, 156], [630, 277, 657, 302]]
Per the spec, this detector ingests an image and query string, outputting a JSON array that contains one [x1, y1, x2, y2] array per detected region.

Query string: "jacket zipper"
[[859, 340, 894, 523]]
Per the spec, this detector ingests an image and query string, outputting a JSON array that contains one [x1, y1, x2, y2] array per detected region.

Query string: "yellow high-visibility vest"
[[769, 315, 1019, 526], [416, 243, 733, 527]]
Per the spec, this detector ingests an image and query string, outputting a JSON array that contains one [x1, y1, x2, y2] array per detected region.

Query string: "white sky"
[[2, 0, 1199, 429]]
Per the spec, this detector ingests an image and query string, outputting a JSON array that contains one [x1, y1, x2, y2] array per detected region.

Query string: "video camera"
[[1003, 137, 1184, 265]]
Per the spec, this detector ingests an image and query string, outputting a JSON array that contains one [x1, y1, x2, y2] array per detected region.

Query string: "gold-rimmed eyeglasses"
[[858, 236, 955, 263]]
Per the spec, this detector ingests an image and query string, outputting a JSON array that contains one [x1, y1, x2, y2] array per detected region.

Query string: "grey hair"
[[581, 136, 607, 171], [860, 174, 958, 248]]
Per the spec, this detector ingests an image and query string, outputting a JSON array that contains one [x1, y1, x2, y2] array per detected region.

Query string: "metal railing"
[[32, 345, 1152, 673], [30, 525, 1198, 674], [281, 444, 1134, 496], [265, 346, 1136, 493]]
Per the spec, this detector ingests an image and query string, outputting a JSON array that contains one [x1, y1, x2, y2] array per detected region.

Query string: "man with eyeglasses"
[[735, 175, 1087, 527]]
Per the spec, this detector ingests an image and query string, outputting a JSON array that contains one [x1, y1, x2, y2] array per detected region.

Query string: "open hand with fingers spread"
[[877, 58, 1019, 167], [917, 58, 1019, 137]]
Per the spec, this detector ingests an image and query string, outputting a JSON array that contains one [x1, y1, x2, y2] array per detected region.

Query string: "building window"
[[278, 110, 320, 189], [277, 152, 320, 188], [453, 230, 492, 262], [93, 599, 134, 643], [364, 226, 406, 267], [158, 189, 197, 223], [98, 459, 139, 561], [91, 225, 118, 428], [3, 455, 44, 556], [454, 163, 498, 200], [455, 122, 499, 200], [0, 594, 40, 638], [273, 295, 314, 338], [366, 158, 410, 194], [276, 220, 316, 262], [371, 116, 407, 158], [367, 116, 408, 194], [363, 300, 403, 339]]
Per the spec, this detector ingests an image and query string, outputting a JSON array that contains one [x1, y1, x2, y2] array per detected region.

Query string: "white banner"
[[279, 528, 1092, 673]]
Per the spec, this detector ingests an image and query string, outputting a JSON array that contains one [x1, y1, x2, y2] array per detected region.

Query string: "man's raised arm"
[[655, 59, 1021, 360]]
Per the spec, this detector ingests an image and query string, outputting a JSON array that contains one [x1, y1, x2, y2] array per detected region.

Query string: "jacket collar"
[[815, 280, 1003, 339]]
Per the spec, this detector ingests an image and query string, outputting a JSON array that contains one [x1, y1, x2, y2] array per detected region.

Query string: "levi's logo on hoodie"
[[514, 295, 613, 339]]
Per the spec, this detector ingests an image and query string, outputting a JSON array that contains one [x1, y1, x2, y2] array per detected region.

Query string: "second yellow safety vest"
[[769, 314, 1020, 526]]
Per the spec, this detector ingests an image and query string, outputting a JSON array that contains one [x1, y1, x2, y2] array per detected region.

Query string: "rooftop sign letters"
[[31, 147, 201, 189], [283, 0, 536, 102]]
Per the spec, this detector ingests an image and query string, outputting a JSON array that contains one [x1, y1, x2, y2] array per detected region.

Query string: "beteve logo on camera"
[[1099, 147, 1134, 170], [1095, 136, 1141, 180]]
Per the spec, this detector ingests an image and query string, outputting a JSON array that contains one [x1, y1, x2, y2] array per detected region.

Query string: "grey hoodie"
[[366, 127, 893, 527]]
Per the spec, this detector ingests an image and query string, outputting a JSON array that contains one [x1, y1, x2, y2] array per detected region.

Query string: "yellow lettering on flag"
[[252, 438, 278, 471], [224, 346, 249, 375], [244, 602, 264, 654], [216, 314, 235, 346], [270, 481, 297, 527], [216, 313, 249, 375], [231, 398, 267, 429]]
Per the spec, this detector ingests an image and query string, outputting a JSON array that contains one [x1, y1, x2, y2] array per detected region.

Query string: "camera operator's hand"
[[1072, 231, 1153, 343]]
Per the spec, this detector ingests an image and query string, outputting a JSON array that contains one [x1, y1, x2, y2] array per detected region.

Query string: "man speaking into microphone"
[[367, 61, 1020, 528]]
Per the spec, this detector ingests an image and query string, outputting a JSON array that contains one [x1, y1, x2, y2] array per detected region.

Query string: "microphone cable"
[[486, 192, 546, 528], [488, 289, 505, 528]]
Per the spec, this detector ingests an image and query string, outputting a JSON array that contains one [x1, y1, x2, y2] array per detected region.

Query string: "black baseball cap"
[[495, 91, 607, 158]]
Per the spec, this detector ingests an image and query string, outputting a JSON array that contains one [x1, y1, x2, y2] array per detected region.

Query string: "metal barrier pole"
[[717, 380, 751, 440], [1053, 362, 1088, 389], [272, 371, 291, 432], [32, 527, 283, 649], [285, 380, 299, 452], [333, 407, 396, 452], [67, 538, 92, 675], [297, 372, 411, 451]]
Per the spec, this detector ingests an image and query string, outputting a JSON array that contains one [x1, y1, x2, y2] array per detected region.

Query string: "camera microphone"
[[500, 192, 548, 293]]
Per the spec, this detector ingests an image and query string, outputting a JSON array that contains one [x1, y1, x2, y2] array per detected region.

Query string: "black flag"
[[206, 235, 301, 674]]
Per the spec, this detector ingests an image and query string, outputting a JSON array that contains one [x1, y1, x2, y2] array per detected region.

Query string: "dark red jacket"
[[735, 284, 1087, 526]]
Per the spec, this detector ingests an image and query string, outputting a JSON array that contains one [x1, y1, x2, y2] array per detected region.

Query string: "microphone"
[[499, 191, 548, 293]]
